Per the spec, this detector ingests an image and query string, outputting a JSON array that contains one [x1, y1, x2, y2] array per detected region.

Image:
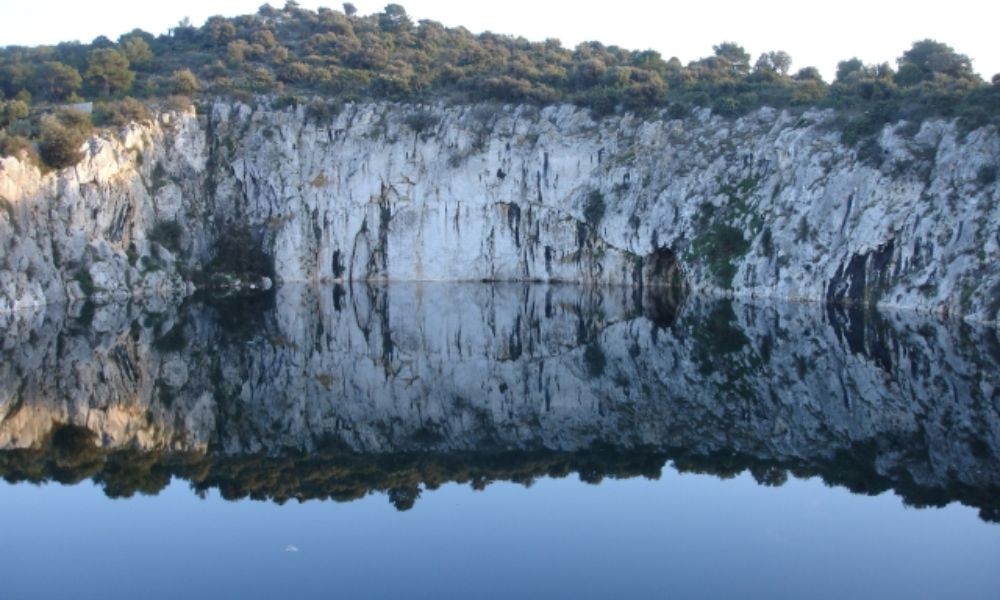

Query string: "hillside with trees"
[[1, 2, 998, 169]]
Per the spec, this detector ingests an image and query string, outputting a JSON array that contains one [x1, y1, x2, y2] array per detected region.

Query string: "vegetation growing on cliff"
[[1, 3, 998, 169], [37, 108, 92, 168]]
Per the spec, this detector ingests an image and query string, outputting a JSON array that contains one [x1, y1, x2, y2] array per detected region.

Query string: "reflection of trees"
[[2, 425, 998, 521], [387, 486, 420, 511]]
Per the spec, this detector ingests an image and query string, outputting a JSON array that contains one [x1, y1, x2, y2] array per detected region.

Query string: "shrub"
[[583, 342, 606, 378], [583, 190, 606, 227], [270, 94, 301, 110], [171, 69, 200, 95], [403, 110, 439, 135], [691, 223, 750, 288], [148, 220, 183, 253], [38, 118, 87, 169], [305, 99, 341, 123], [54, 108, 93, 136], [856, 137, 885, 168], [279, 62, 311, 84], [74, 269, 95, 295], [150, 161, 168, 190], [976, 165, 997, 187], [0, 133, 38, 164], [165, 95, 194, 113], [93, 97, 152, 126]]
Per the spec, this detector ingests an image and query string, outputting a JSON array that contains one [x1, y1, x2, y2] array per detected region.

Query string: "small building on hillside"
[[67, 102, 93, 115]]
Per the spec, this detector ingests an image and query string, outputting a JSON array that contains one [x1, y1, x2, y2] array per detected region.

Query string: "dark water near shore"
[[1, 283, 998, 598]]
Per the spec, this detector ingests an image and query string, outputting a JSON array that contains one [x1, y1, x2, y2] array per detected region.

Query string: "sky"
[[3, 0, 998, 82]]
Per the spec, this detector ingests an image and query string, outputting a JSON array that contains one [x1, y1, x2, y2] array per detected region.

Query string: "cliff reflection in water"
[[1, 283, 998, 519]]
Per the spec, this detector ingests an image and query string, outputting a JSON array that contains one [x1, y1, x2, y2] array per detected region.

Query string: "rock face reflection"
[[1, 284, 998, 519]]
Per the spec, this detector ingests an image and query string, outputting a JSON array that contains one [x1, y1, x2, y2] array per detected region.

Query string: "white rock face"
[[0, 110, 200, 313], [1, 101, 997, 322]]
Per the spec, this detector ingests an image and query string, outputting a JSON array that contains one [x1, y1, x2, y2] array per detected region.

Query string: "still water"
[[0, 283, 998, 599]]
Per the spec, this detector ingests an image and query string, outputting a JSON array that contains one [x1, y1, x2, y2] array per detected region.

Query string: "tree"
[[632, 50, 667, 75], [120, 36, 153, 68], [379, 4, 412, 33], [204, 16, 237, 45], [46, 42, 87, 77], [836, 58, 864, 83], [713, 42, 751, 75], [0, 99, 29, 127], [0, 61, 32, 99], [754, 51, 792, 77], [387, 486, 420, 511], [32, 61, 82, 101], [85, 48, 134, 96], [794, 67, 823, 82], [90, 35, 115, 49], [342, 2, 357, 16], [831, 60, 897, 105], [896, 39, 976, 86]]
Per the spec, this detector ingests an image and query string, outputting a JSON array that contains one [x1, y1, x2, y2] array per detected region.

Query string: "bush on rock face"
[[93, 97, 151, 126], [171, 69, 200, 95], [149, 220, 184, 253], [35, 109, 92, 169], [38, 119, 86, 169], [0, 132, 37, 163], [584, 190, 606, 227]]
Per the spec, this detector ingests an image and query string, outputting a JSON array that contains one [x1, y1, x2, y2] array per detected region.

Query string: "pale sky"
[[3, 0, 998, 82]]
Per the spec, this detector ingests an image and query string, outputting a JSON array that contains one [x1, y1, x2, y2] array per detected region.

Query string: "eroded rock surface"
[[1, 102, 997, 322]]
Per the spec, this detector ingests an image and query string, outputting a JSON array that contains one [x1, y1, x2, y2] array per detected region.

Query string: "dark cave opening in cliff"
[[641, 247, 687, 328], [644, 247, 685, 287]]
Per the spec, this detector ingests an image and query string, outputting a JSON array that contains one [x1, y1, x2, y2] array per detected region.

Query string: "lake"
[[1, 283, 998, 599]]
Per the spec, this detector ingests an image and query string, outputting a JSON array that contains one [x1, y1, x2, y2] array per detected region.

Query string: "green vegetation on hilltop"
[[1, 3, 999, 169]]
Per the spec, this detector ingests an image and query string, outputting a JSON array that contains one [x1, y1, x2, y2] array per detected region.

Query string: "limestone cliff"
[[1, 101, 997, 322]]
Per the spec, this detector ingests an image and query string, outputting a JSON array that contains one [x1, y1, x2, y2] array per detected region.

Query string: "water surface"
[[1, 283, 998, 598]]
